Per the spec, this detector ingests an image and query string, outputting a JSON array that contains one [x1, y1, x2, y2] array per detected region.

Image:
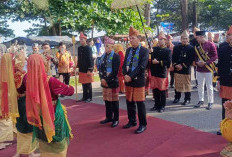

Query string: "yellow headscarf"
[[0, 53, 19, 123]]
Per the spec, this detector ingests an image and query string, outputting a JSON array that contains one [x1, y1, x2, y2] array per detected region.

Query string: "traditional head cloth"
[[26, 54, 55, 143], [194, 27, 200, 33], [0, 53, 19, 122], [129, 26, 139, 37], [113, 44, 125, 55], [166, 34, 173, 40], [181, 30, 189, 38], [104, 36, 115, 45], [227, 26, 232, 36], [158, 31, 167, 40], [208, 32, 214, 38], [79, 32, 87, 40], [196, 31, 206, 36]]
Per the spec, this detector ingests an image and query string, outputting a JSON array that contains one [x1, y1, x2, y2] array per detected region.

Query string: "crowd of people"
[[0, 25, 232, 157]]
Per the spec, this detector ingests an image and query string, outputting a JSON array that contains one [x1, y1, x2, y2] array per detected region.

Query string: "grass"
[[69, 75, 100, 87]]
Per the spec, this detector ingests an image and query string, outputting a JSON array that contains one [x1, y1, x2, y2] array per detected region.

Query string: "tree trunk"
[[192, 0, 197, 31], [91, 22, 94, 40], [58, 23, 62, 36], [181, 0, 188, 31], [144, 3, 151, 27], [52, 25, 57, 36]]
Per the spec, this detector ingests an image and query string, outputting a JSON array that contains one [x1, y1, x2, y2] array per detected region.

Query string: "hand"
[[101, 79, 108, 87], [175, 64, 183, 71], [152, 59, 159, 64], [196, 61, 206, 67], [124, 75, 132, 83], [87, 71, 91, 76]]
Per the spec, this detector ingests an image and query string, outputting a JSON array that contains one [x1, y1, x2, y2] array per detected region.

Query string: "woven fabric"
[[174, 73, 191, 92], [78, 72, 94, 84], [150, 76, 168, 91], [17, 132, 38, 154], [220, 86, 232, 100], [125, 86, 145, 102], [103, 88, 119, 101]]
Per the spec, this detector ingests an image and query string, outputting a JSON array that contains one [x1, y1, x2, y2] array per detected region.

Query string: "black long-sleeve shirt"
[[99, 53, 120, 88], [218, 44, 232, 86], [151, 47, 171, 78], [123, 46, 149, 87], [172, 44, 195, 75], [77, 45, 94, 73]]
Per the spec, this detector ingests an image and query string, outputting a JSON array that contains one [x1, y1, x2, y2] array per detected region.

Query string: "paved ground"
[[64, 68, 223, 134]]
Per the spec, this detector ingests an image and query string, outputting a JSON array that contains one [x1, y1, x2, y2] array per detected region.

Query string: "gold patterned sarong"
[[174, 73, 191, 92]]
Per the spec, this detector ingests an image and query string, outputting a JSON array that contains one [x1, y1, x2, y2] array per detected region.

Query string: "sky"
[[2, 20, 106, 42]]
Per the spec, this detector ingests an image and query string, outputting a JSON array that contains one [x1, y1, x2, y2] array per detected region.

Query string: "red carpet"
[[0, 99, 227, 157]]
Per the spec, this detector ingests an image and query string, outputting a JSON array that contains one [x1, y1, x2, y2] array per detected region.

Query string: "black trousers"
[[174, 90, 191, 100], [105, 101, 119, 121], [222, 98, 228, 120], [59, 73, 70, 85], [82, 83, 92, 100], [126, 100, 147, 126], [194, 67, 198, 86], [170, 71, 174, 86], [154, 89, 166, 110]]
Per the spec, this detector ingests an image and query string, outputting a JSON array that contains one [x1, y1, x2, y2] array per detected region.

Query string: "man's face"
[[196, 36, 204, 43], [33, 46, 39, 52], [59, 45, 66, 53], [80, 38, 87, 46], [129, 36, 140, 47], [105, 44, 113, 54], [158, 38, 166, 47], [42, 45, 50, 52], [181, 37, 189, 45]]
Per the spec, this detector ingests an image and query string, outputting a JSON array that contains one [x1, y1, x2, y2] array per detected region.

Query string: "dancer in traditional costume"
[[0, 53, 18, 150], [122, 26, 148, 134], [26, 54, 74, 157], [99, 37, 120, 128]]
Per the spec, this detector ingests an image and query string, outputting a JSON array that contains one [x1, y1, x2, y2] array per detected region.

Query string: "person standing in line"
[[150, 32, 171, 113], [194, 31, 217, 110], [99, 36, 120, 128], [122, 26, 148, 134], [172, 30, 195, 105], [77, 32, 94, 102]]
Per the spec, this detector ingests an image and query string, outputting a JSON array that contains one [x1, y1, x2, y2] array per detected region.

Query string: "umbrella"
[[111, 0, 152, 48]]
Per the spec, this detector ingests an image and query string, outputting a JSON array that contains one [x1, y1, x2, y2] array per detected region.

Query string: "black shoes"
[[194, 101, 204, 108], [100, 118, 112, 124], [76, 98, 92, 103], [217, 130, 222, 135], [157, 108, 165, 113], [173, 98, 180, 104], [123, 122, 137, 129], [206, 103, 213, 110], [85, 98, 92, 103], [76, 98, 85, 102], [170, 85, 174, 88], [150, 106, 157, 111], [111, 121, 119, 128], [135, 125, 147, 134], [182, 100, 190, 106]]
